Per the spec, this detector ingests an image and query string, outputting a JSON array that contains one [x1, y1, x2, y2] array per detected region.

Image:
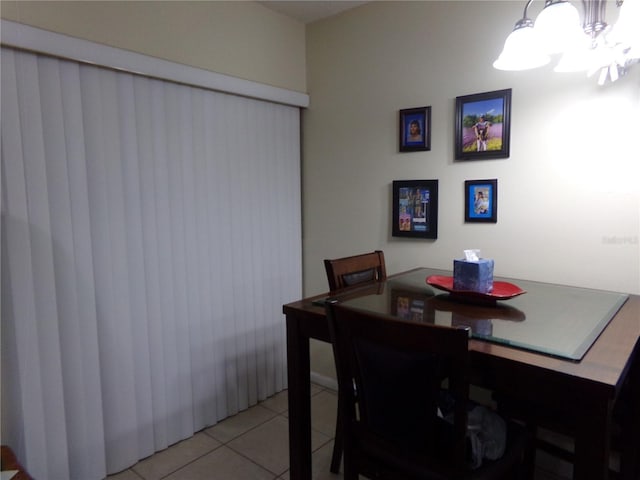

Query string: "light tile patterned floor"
[[106, 383, 571, 480]]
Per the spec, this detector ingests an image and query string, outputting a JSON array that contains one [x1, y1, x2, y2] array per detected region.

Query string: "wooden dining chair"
[[324, 250, 386, 293], [323, 250, 387, 472], [325, 301, 531, 480]]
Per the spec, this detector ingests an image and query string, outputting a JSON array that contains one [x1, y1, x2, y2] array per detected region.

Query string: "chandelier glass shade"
[[534, 0, 585, 54], [493, 18, 551, 70], [493, 0, 639, 84]]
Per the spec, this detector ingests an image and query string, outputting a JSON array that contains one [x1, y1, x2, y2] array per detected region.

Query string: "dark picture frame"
[[465, 179, 497, 223], [399, 106, 431, 152], [392, 179, 438, 239], [455, 89, 511, 160]]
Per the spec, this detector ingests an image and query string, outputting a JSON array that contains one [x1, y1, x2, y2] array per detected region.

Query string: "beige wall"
[[0, 0, 307, 92], [304, 1, 640, 298]]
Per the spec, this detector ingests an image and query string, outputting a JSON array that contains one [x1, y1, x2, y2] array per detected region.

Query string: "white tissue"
[[464, 249, 481, 262]]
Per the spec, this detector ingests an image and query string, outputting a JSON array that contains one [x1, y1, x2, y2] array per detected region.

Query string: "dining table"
[[283, 267, 640, 480]]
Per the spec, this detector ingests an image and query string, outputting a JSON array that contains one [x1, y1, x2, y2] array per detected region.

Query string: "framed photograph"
[[455, 89, 511, 160], [465, 179, 497, 223], [392, 179, 438, 239], [399, 106, 431, 152]]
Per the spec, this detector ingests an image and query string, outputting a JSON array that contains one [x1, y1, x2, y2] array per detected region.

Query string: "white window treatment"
[[1, 46, 301, 479]]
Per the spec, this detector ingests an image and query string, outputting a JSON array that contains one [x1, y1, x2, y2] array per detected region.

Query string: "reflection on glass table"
[[336, 268, 628, 361]]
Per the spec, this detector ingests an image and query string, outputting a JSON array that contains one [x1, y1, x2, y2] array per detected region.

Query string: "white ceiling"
[[258, 1, 368, 24]]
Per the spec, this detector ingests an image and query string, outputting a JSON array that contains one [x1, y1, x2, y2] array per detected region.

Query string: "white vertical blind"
[[1, 46, 301, 479]]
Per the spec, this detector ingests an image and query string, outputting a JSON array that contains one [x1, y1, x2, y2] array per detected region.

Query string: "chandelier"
[[493, 0, 639, 85]]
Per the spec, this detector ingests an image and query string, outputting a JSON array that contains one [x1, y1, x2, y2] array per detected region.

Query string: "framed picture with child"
[[465, 179, 497, 223]]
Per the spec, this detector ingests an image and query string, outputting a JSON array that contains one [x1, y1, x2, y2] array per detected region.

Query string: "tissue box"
[[453, 258, 494, 293]]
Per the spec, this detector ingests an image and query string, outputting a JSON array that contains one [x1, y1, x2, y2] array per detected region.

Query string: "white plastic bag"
[[466, 405, 507, 469]]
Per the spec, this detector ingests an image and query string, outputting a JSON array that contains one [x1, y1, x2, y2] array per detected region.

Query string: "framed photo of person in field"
[[455, 89, 511, 160]]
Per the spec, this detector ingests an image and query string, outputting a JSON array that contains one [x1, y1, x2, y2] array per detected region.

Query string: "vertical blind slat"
[[39, 55, 105, 480], [134, 75, 168, 453], [60, 59, 107, 478], [117, 73, 156, 457], [2, 48, 56, 479], [21, 51, 72, 479]]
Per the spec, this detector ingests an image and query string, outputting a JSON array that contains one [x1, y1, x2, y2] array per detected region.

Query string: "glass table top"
[[332, 268, 629, 361]]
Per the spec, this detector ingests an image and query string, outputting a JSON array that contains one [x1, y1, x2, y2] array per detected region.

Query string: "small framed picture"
[[399, 106, 431, 152], [455, 89, 511, 160], [392, 179, 438, 239], [465, 179, 497, 223]]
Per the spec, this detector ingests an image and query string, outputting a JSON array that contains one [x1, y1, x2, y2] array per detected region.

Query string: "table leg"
[[573, 399, 612, 480], [620, 350, 640, 480], [287, 315, 312, 480]]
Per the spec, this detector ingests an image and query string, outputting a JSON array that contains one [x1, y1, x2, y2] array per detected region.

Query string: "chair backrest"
[[324, 250, 387, 292], [326, 301, 471, 478]]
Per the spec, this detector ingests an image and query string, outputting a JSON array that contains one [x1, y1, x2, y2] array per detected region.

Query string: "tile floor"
[[106, 383, 573, 480]]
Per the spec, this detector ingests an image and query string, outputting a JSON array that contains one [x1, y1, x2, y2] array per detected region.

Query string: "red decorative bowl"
[[426, 275, 526, 303]]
